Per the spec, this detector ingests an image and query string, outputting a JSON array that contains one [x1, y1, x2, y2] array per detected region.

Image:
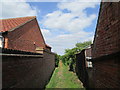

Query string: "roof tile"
[[0, 16, 36, 32]]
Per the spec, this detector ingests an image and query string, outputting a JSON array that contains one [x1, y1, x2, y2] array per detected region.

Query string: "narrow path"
[[46, 60, 84, 88]]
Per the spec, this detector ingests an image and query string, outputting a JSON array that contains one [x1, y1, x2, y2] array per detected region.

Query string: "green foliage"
[[61, 41, 92, 71], [46, 62, 84, 88], [55, 53, 60, 67], [76, 41, 92, 49]]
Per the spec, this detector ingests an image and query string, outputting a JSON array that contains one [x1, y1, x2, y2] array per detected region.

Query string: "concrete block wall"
[[2, 50, 55, 88]]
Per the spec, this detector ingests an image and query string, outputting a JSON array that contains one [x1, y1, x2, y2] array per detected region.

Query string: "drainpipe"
[[4, 38, 8, 48]]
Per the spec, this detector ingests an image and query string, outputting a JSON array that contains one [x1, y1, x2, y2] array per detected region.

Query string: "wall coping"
[[0, 53, 43, 58]]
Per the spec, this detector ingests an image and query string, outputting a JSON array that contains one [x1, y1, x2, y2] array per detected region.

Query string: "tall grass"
[[46, 61, 84, 88]]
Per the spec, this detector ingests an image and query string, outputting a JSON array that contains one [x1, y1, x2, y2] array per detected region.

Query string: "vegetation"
[[61, 41, 92, 71], [46, 61, 84, 88], [46, 41, 91, 88], [55, 53, 60, 67]]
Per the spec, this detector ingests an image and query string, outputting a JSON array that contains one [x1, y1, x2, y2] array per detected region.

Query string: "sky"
[[1, 0, 100, 55]]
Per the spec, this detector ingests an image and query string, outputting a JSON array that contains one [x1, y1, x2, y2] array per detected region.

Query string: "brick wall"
[[92, 2, 120, 58], [92, 2, 120, 88], [3, 18, 46, 53], [92, 52, 120, 88], [75, 50, 89, 88], [85, 48, 92, 57], [76, 49, 94, 88], [2, 50, 55, 88]]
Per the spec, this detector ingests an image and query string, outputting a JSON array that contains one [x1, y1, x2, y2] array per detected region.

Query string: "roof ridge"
[[0, 16, 36, 20]]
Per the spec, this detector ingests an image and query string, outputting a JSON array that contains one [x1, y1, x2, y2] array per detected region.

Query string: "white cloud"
[[41, 2, 99, 54], [1, 0, 99, 55], [1, 0, 39, 19], [57, 1, 98, 13], [0, 0, 101, 3], [42, 2, 98, 33], [41, 28, 52, 41], [45, 31, 93, 54]]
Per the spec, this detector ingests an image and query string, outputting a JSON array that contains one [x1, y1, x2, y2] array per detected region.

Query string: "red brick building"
[[0, 16, 51, 53], [92, 2, 120, 88]]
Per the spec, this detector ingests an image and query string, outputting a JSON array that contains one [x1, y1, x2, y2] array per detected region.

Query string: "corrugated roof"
[[0, 16, 36, 32]]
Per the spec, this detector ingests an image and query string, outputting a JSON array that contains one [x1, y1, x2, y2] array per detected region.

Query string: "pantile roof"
[[0, 16, 36, 32]]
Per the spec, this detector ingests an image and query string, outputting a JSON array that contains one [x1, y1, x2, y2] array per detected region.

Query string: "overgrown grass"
[[46, 61, 84, 88], [46, 67, 59, 88]]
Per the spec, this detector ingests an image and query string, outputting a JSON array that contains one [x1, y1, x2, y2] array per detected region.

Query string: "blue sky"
[[28, 2, 58, 21], [1, 1, 100, 55]]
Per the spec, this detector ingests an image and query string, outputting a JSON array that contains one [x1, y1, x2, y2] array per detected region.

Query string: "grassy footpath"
[[46, 61, 84, 88]]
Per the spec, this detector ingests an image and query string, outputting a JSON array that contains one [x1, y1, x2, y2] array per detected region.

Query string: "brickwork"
[[2, 50, 55, 88], [75, 50, 89, 88], [3, 18, 46, 53], [92, 55, 120, 88], [92, 2, 120, 58], [92, 2, 120, 88], [76, 48, 94, 88]]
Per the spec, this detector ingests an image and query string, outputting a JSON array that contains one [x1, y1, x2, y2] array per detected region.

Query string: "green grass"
[[46, 61, 84, 88], [46, 67, 59, 88]]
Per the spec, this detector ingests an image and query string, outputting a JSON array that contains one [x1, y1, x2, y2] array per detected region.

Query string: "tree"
[[61, 41, 92, 72], [76, 41, 92, 49], [55, 53, 60, 67]]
